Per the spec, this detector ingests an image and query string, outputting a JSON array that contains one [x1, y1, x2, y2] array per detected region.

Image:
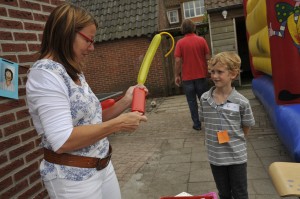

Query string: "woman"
[[1, 68, 14, 91], [26, 3, 147, 199]]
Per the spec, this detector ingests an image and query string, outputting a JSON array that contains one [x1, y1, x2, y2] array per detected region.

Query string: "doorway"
[[235, 17, 253, 85]]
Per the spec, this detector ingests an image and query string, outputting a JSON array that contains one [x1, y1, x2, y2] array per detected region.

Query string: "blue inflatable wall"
[[252, 76, 300, 162]]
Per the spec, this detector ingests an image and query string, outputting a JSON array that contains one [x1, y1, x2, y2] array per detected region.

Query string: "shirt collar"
[[204, 86, 236, 109]]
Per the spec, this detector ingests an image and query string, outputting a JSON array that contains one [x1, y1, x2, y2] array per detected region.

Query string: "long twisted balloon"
[[137, 32, 175, 85]]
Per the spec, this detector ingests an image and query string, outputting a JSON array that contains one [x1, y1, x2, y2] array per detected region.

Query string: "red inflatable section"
[[267, 0, 300, 105]]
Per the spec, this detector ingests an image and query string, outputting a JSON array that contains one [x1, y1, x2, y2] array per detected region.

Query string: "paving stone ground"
[[108, 87, 297, 199]]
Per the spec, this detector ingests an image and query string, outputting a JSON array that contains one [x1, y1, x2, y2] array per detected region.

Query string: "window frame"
[[167, 9, 179, 24], [183, 0, 205, 19]]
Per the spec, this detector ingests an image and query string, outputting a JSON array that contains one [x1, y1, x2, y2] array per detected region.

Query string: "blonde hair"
[[208, 51, 241, 75]]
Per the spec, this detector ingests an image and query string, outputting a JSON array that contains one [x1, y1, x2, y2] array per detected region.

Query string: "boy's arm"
[[243, 126, 251, 136]]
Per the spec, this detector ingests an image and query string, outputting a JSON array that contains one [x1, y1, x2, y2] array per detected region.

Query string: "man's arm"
[[174, 57, 182, 87], [205, 53, 211, 78], [205, 53, 211, 62]]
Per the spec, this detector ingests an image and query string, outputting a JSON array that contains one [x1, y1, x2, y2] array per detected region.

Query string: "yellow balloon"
[[137, 32, 174, 84]]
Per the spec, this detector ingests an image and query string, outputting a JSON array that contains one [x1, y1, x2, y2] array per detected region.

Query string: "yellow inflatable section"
[[246, 0, 259, 14], [287, 16, 300, 46], [246, 0, 272, 75], [248, 26, 270, 56]]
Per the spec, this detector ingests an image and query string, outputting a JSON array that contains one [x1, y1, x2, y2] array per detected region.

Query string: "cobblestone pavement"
[[108, 87, 297, 199]]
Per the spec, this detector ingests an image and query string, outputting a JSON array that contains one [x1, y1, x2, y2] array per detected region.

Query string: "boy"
[[199, 52, 255, 199]]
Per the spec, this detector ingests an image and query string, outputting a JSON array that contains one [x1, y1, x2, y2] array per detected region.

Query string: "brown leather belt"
[[43, 145, 112, 171]]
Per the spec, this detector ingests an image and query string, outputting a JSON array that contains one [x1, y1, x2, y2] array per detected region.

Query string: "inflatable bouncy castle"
[[244, 0, 300, 162]]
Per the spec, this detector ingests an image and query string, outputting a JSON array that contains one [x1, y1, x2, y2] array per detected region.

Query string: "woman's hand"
[[123, 84, 149, 105], [117, 111, 147, 132]]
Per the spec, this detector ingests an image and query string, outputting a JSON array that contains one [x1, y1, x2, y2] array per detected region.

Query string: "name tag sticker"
[[217, 130, 230, 144], [223, 103, 239, 112]]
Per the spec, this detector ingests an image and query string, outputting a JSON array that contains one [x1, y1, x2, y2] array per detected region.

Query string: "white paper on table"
[[175, 192, 193, 196]]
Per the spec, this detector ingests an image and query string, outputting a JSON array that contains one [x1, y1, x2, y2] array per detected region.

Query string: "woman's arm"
[[27, 70, 147, 154], [57, 84, 148, 153], [57, 111, 147, 153], [102, 86, 134, 121]]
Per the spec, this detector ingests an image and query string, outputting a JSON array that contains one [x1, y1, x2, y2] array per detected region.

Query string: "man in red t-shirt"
[[174, 19, 210, 131]]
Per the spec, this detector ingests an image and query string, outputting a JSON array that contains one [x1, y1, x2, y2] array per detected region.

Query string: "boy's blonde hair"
[[208, 51, 241, 75]]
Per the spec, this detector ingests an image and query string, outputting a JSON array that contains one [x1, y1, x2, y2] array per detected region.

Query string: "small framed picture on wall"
[[0, 58, 19, 99]]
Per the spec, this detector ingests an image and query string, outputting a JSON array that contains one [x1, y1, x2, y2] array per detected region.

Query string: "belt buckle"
[[96, 153, 112, 171]]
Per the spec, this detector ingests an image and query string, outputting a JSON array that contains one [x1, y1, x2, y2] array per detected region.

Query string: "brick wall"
[[0, 0, 64, 198], [84, 37, 168, 97]]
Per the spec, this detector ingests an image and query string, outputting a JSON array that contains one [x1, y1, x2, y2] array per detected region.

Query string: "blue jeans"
[[182, 78, 208, 128], [210, 163, 248, 199]]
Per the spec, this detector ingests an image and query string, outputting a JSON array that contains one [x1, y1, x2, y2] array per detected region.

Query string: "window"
[[167, 10, 179, 24], [183, 0, 205, 18]]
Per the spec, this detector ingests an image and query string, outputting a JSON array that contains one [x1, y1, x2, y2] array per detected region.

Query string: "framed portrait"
[[0, 58, 19, 99]]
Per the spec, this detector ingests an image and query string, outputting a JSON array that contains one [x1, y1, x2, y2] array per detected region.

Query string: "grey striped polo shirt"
[[199, 87, 255, 166]]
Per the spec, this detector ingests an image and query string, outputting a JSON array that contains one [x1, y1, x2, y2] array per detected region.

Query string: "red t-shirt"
[[174, 33, 210, 81]]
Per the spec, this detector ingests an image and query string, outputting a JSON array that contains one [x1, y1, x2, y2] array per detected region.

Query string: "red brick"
[[18, 53, 39, 63], [0, 18, 23, 29], [33, 13, 48, 22], [0, 113, 15, 125], [14, 162, 38, 181], [35, 137, 42, 146], [51, 0, 64, 6], [20, 0, 41, 11], [9, 141, 35, 159], [29, 171, 41, 184], [19, 65, 30, 74], [28, 43, 41, 52], [0, 98, 26, 112], [26, 148, 43, 162], [19, 88, 26, 97], [0, 0, 18, 6], [1, 43, 27, 52], [8, 9, 33, 20], [0, 154, 8, 165], [42, 4, 55, 13], [4, 120, 30, 136], [18, 182, 43, 199], [0, 31, 12, 40], [14, 32, 37, 41], [21, 129, 37, 142], [0, 136, 21, 152], [0, 179, 28, 198], [39, 0, 50, 3], [0, 55, 17, 63], [0, 177, 13, 191], [18, 87, 27, 97], [0, 7, 7, 16], [0, 159, 24, 177], [38, 33, 43, 41], [16, 108, 30, 120], [20, 75, 28, 85], [24, 22, 44, 31], [34, 189, 49, 199]]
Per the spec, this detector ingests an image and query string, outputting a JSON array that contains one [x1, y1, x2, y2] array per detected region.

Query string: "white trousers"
[[44, 162, 121, 199]]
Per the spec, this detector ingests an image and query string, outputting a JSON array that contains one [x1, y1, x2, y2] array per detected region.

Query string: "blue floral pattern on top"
[[31, 59, 109, 181]]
